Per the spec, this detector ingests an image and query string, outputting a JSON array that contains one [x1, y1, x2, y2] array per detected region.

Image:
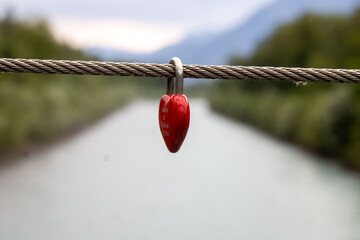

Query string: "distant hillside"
[[89, 0, 360, 65]]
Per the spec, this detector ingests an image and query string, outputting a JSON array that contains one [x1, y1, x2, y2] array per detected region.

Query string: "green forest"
[[210, 9, 360, 169], [0, 14, 144, 155]]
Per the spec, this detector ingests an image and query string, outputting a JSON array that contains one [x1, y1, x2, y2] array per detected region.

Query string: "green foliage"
[[0, 15, 138, 154], [210, 9, 360, 169]]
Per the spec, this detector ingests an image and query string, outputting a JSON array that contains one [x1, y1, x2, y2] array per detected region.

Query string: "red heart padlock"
[[159, 57, 190, 153], [159, 94, 190, 153]]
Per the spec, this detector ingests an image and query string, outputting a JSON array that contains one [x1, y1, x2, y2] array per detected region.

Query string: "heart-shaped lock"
[[159, 57, 190, 153]]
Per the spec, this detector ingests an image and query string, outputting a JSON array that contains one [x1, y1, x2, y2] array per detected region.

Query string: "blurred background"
[[1, 0, 360, 239]]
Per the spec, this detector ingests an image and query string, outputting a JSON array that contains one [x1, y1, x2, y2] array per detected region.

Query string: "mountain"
[[88, 0, 360, 65]]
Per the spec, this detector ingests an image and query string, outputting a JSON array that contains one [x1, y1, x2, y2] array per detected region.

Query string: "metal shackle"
[[167, 57, 184, 95]]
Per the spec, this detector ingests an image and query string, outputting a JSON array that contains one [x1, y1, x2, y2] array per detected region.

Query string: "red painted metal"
[[159, 94, 190, 153]]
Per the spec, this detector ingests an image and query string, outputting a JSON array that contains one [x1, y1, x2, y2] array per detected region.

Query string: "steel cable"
[[1, 58, 360, 83]]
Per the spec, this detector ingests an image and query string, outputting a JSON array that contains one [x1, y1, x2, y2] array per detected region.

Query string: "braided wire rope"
[[1, 58, 360, 83]]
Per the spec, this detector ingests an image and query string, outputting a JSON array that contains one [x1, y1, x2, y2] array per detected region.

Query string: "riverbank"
[[0, 97, 132, 163], [0, 73, 138, 159], [209, 81, 360, 172]]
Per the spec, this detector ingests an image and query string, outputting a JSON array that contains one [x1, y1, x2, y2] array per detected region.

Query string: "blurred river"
[[0, 100, 360, 240]]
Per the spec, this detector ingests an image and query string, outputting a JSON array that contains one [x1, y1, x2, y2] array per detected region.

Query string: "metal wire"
[[1, 58, 360, 83]]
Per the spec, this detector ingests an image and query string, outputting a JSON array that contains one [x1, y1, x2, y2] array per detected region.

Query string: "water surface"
[[0, 100, 359, 240]]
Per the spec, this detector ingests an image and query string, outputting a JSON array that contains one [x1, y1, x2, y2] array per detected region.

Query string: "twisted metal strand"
[[1, 58, 360, 83]]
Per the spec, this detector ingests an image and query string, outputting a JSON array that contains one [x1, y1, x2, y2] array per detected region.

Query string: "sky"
[[0, 0, 275, 53]]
